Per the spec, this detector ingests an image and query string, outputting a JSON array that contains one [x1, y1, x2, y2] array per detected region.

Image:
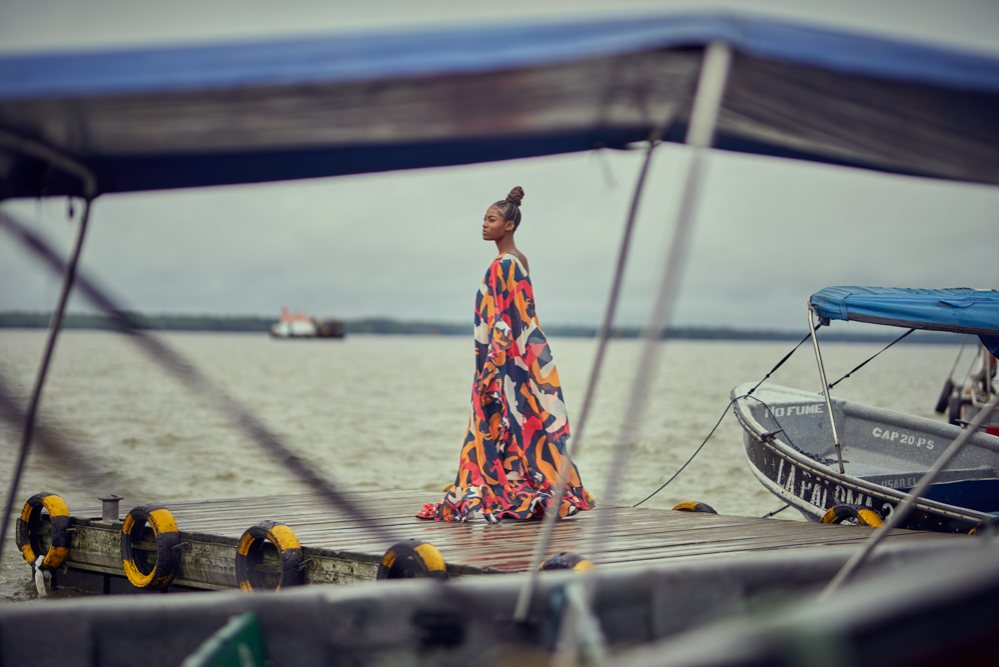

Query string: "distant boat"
[[270, 307, 345, 339]]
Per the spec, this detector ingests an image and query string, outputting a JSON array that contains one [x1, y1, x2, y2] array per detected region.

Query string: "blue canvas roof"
[[4, 15, 997, 101], [810, 287, 999, 355], [1, 13, 998, 198]]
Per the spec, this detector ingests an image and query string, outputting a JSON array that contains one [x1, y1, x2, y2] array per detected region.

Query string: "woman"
[[418, 186, 594, 523]]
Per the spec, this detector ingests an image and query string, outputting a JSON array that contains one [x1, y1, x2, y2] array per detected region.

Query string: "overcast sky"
[[0, 0, 997, 331]]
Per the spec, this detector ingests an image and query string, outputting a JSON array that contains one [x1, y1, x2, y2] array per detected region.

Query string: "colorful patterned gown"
[[433, 253, 594, 523]]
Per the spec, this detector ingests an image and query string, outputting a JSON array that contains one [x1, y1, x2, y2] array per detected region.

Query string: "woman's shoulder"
[[493, 252, 529, 275]]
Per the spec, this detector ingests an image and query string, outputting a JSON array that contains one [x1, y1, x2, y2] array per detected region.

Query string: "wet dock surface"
[[54, 489, 958, 592]]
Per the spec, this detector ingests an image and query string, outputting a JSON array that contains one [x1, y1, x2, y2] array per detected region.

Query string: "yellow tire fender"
[[235, 520, 304, 593], [672, 501, 718, 514], [377, 540, 447, 580], [538, 552, 594, 572], [15, 492, 71, 570], [820, 504, 884, 527], [120, 505, 181, 589]]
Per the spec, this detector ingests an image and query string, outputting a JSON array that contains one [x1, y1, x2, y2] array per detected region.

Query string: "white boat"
[[734, 287, 999, 532], [269, 307, 344, 339]]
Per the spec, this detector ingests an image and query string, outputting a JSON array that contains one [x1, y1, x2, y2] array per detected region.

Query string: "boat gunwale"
[[731, 384, 993, 524]]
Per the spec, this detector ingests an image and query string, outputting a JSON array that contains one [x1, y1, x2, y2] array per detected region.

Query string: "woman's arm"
[[478, 259, 518, 403]]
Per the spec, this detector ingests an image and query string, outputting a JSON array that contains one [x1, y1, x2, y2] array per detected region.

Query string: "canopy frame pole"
[[0, 198, 93, 568], [985, 342, 993, 398], [0, 129, 97, 199], [0, 133, 98, 569], [808, 306, 845, 473], [0, 209, 403, 549], [545, 40, 731, 667], [821, 386, 999, 599], [584, 39, 732, 567], [512, 103, 677, 624]]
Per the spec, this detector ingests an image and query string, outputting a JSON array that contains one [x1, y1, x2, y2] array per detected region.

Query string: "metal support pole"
[[0, 198, 93, 566], [0, 209, 402, 547], [0, 129, 97, 199], [0, 135, 101, 566], [548, 42, 730, 666], [808, 307, 845, 473], [512, 104, 678, 624], [587, 42, 732, 562], [821, 387, 999, 599], [985, 344, 993, 398]]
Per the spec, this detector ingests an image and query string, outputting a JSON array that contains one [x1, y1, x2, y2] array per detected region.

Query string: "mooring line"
[[631, 329, 815, 507], [0, 199, 92, 568], [820, 387, 999, 599], [761, 503, 790, 519], [511, 105, 678, 623], [0, 210, 402, 548], [586, 40, 732, 569], [632, 398, 736, 508], [827, 328, 914, 389], [0, 369, 135, 497], [747, 331, 813, 396]]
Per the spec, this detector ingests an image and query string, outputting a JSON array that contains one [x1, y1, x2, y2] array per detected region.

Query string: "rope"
[[512, 105, 676, 623], [0, 209, 402, 548], [747, 331, 814, 396], [761, 503, 790, 519], [631, 330, 815, 508], [0, 368, 134, 494], [827, 328, 915, 389], [821, 387, 999, 598], [948, 335, 972, 381], [628, 391, 836, 509], [632, 398, 735, 507], [742, 393, 840, 465], [0, 199, 92, 569]]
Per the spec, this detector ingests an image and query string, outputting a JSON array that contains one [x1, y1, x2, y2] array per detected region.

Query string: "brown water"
[[0, 329, 961, 600]]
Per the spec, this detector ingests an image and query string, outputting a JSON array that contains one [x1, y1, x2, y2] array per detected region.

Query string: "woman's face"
[[482, 205, 512, 241]]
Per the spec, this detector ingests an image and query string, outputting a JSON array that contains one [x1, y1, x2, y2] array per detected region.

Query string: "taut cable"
[[512, 103, 677, 622], [586, 42, 733, 565], [0, 210, 401, 548], [0, 199, 93, 568], [820, 388, 999, 600]]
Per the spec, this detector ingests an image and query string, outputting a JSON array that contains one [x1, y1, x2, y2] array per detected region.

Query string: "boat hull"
[[733, 383, 995, 533]]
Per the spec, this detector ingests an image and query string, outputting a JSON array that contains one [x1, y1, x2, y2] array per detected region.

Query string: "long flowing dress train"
[[433, 253, 594, 523]]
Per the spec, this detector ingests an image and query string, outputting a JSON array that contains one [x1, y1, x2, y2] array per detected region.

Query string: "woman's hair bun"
[[505, 186, 524, 207]]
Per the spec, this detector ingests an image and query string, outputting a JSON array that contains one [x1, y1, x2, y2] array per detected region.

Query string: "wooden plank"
[[53, 490, 959, 592]]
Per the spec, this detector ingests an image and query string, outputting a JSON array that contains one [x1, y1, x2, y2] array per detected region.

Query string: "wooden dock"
[[48, 489, 958, 594]]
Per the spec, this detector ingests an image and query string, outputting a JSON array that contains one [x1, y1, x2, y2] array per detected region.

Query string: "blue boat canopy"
[[1, 13, 998, 199], [810, 286, 999, 356]]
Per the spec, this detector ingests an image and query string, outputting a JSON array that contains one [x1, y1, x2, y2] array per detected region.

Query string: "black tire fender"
[[538, 552, 594, 572], [120, 504, 181, 589], [934, 378, 955, 414], [970, 517, 999, 536], [15, 492, 71, 570], [235, 520, 304, 592], [672, 501, 718, 514], [820, 504, 884, 527], [376, 539, 447, 580]]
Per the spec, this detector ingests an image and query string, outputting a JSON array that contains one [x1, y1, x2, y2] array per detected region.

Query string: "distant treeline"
[[0, 311, 964, 344]]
